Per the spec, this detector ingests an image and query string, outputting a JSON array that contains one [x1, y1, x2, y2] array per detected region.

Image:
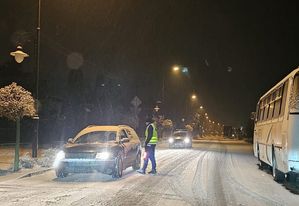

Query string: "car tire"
[[132, 152, 141, 170], [55, 168, 68, 178], [112, 156, 123, 178], [272, 154, 285, 182]]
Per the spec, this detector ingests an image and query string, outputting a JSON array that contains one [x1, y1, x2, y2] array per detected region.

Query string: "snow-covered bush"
[[19, 152, 36, 168], [37, 148, 60, 167], [0, 82, 36, 121]]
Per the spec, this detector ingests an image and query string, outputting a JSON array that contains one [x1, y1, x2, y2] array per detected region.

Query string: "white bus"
[[253, 68, 299, 185]]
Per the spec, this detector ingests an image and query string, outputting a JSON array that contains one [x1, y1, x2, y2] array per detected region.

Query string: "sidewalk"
[[0, 145, 43, 170], [0, 167, 52, 182], [0, 146, 54, 181]]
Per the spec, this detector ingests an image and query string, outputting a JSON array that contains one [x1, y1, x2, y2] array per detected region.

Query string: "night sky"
[[1, 0, 299, 127]]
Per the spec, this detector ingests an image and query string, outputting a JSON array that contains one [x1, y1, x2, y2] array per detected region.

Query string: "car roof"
[[74, 125, 129, 139]]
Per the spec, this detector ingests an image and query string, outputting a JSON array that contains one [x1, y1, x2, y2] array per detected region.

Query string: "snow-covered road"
[[1, 143, 299, 206]]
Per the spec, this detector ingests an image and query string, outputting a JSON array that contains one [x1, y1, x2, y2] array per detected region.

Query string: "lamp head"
[[10, 46, 29, 63]]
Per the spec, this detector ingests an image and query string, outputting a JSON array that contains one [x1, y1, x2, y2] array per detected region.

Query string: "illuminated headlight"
[[184, 138, 190, 144], [53, 151, 65, 168], [169, 138, 174, 143], [96, 152, 110, 160]]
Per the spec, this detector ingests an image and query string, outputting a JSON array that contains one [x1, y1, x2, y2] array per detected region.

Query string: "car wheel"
[[272, 154, 285, 182], [55, 168, 68, 178], [112, 156, 123, 178], [132, 152, 141, 170]]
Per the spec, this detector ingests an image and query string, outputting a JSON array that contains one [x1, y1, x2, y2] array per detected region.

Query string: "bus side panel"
[[272, 120, 287, 172], [253, 123, 261, 157], [257, 123, 272, 165], [288, 115, 299, 172]]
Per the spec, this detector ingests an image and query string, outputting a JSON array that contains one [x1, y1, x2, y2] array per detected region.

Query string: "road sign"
[[131, 96, 142, 107]]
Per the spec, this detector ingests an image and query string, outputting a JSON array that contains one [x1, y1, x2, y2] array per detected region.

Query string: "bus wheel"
[[258, 161, 268, 170], [272, 155, 285, 182], [285, 172, 299, 194]]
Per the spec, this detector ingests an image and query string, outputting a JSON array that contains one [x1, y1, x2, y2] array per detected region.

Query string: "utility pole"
[[32, 0, 41, 158]]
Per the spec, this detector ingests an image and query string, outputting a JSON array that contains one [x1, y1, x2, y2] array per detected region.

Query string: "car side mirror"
[[120, 138, 130, 143], [67, 138, 73, 143]]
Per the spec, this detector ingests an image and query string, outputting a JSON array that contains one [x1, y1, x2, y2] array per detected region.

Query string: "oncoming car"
[[168, 130, 192, 148], [53, 125, 142, 178]]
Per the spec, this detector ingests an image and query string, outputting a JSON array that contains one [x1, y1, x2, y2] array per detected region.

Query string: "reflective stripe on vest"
[[145, 123, 158, 144]]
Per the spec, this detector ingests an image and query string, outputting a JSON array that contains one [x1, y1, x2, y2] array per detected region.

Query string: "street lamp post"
[[32, 0, 41, 158], [11, 0, 41, 157], [161, 65, 187, 103]]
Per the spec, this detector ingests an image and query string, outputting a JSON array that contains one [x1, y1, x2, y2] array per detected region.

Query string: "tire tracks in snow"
[[191, 144, 238, 206], [99, 150, 198, 206], [225, 153, 283, 206]]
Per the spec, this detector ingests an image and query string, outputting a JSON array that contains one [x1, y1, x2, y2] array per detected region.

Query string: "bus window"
[[273, 98, 281, 118], [290, 76, 299, 112], [268, 102, 274, 119], [280, 80, 288, 116], [260, 108, 265, 121], [264, 104, 269, 120]]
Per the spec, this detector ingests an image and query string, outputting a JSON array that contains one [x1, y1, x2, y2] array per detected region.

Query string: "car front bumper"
[[169, 141, 192, 148], [58, 158, 116, 174]]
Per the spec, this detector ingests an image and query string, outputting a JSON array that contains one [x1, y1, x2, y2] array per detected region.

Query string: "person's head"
[[145, 117, 153, 126], [152, 116, 159, 125]]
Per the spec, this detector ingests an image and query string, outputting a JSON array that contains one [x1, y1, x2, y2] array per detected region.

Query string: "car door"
[[125, 128, 140, 164], [125, 128, 140, 161], [118, 129, 132, 167]]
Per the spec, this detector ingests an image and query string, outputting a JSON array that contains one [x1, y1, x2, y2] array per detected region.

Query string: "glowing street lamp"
[[191, 94, 197, 100], [10, 46, 29, 63], [172, 65, 180, 72]]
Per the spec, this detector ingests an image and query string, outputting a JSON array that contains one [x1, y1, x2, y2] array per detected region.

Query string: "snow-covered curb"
[[18, 167, 53, 179]]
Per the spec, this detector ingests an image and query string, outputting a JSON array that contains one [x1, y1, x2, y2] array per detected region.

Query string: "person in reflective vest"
[[137, 116, 158, 174]]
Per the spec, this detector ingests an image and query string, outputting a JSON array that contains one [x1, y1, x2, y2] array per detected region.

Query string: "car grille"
[[65, 152, 96, 159]]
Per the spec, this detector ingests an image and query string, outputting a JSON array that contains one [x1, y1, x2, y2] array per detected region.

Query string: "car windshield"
[[74, 131, 117, 144], [173, 132, 188, 137]]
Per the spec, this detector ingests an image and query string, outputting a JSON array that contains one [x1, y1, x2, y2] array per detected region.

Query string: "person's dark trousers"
[[142, 144, 156, 172]]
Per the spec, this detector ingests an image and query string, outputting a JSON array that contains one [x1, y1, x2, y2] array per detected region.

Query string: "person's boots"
[[137, 169, 145, 174], [148, 170, 157, 174]]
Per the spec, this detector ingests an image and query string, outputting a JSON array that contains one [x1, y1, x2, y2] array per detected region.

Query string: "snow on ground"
[[0, 143, 299, 206]]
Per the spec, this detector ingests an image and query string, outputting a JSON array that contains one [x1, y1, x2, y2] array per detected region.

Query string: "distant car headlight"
[[169, 138, 174, 143], [53, 150, 65, 168], [96, 152, 110, 160], [184, 138, 190, 144]]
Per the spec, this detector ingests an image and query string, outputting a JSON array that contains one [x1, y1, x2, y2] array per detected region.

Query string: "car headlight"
[[169, 138, 174, 143], [53, 151, 65, 168], [96, 152, 110, 160], [184, 138, 190, 143]]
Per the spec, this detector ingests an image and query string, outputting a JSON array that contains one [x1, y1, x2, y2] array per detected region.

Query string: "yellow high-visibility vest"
[[145, 123, 158, 144]]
